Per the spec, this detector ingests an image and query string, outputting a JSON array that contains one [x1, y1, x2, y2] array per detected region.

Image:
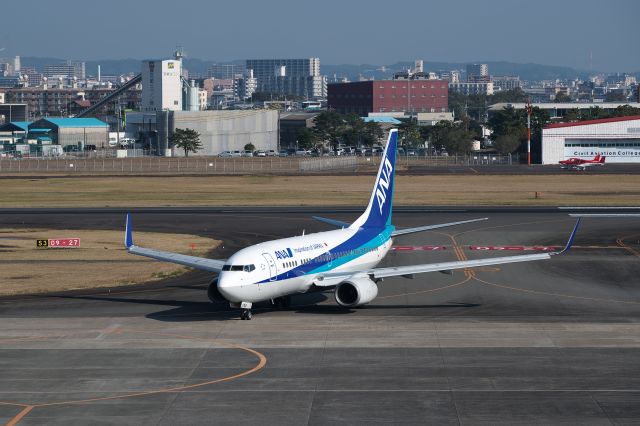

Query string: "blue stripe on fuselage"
[[257, 225, 394, 283]]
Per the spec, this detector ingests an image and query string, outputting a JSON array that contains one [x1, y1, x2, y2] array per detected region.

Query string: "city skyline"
[[0, 0, 638, 72]]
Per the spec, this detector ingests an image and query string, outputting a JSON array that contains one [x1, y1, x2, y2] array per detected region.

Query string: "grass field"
[[1, 175, 640, 207], [0, 228, 220, 296]]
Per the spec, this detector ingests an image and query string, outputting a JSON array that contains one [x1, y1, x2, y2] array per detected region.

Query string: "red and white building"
[[542, 115, 640, 164]]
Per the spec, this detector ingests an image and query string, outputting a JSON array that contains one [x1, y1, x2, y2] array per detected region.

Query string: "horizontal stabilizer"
[[391, 218, 488, 237], [312, 216, 351, 229]]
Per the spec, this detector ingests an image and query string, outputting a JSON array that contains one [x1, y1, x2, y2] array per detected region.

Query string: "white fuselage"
[[217, 227, 393, 303]]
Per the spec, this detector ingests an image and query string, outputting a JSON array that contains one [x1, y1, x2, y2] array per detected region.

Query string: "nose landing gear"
[[240, 302, 253, 320]]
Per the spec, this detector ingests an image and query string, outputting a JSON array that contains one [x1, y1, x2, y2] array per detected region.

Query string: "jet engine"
[[207, 278, 227, 303], [335, 277, 378, 307]]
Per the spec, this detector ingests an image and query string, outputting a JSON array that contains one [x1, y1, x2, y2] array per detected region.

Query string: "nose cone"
[[217, 272, 243, 303]]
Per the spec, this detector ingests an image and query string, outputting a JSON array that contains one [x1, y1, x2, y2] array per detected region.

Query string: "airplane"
[[124, 129, 581, 320], [559, 154, 606, 170]]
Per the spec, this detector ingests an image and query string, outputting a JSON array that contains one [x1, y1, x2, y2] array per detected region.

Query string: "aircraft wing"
[[315, 218, 580, 286], [391, 217, 488, 237], [125, 214, 226, 273]]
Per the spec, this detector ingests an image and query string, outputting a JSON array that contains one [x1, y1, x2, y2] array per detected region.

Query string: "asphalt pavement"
[[1, 208, 640, 425]]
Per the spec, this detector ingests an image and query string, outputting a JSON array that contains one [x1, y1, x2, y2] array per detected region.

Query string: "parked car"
[[265, 150, 277, 156], [255, 150, 266, 157], [278, 150, 289, 157], [218, 151, 233, 157], [231, 150, 242, 157], [241, 150, 254, 157], [295, 149, 308, 156]]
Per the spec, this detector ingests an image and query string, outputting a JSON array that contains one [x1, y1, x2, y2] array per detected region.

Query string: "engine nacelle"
[[207, 278, 228, 303], [335, 277, 378, 307]]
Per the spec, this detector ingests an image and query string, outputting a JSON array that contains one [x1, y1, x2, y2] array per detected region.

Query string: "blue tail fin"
[[125, 213, 133, 248], [350, 129, 398, 230]]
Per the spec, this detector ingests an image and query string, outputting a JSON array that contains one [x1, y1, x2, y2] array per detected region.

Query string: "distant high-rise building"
[[467, 63, 489, 83], [0, 56, 21, 76], [19, 67, 43, 87], [207, 64, 243, 80], [43, 60, 86, 80], [235, 69, 258, 101], [492, 76, 521, 91], [414, 60, 424, 74], [245, 58, 326, 99], [449, 81, 494, 96]]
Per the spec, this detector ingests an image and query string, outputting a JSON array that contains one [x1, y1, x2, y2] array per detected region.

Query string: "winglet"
[[554, 217, 581, 255], [125, 213, 133, 249]]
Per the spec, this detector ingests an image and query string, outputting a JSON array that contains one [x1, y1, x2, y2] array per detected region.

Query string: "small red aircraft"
[[559, 154, 606, 170]]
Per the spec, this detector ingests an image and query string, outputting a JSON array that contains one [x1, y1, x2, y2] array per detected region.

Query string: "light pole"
[[526, 100, 532, 165]]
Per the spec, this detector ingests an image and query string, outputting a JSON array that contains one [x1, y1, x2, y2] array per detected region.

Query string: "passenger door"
[[262, 253, 277, 282]]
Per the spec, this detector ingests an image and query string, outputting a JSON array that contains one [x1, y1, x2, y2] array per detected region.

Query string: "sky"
[[1, 0, 638, 72]]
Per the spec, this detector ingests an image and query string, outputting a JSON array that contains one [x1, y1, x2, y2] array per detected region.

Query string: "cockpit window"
[[222, 264, 255, 272]]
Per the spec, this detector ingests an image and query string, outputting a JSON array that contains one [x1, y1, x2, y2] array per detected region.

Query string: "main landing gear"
[[240, 302, 253, 320], [271, 295, 291, 309]]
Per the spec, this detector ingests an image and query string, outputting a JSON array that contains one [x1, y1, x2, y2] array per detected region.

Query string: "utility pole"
[[526, 100, 532, 165]]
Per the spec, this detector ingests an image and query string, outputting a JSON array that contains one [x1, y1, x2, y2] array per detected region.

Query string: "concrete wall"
[[171, 110, 279, 156], [58, 127, 109, 148]]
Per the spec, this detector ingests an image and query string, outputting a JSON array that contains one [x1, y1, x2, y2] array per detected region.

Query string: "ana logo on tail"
[[375, 157, 393, 214]]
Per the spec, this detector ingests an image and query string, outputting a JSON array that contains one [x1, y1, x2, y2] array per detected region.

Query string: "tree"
[[296, 127, 317, 150], [612, 104, 640, 117], [398, 119, 422, 148], [169, 128, 202, 157], [4, 92, 16, 103], [312, 111, 344, 145], [441, 127, 474, 155], [244, 142, 255, 152], [362, 121, 383, 147], [494, 134, 521, 154], [554, 92, 572, 103], [491, 88, 528, 104]]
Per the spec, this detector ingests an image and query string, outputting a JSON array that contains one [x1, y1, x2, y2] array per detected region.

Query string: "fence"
[[0, 153, 521, 175], [0, 155, 359, 175], [300, 156, 357, 172], [390, 153, 518, 167]]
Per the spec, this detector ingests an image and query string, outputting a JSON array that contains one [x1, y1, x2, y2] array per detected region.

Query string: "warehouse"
[[542, 115, 640, 164], [27, 118, 108, 150]]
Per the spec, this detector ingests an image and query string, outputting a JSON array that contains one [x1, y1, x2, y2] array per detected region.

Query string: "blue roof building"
[[0, 121, 32, 132], [363, 116, 402, 124], [28, 118, 109, 148]]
